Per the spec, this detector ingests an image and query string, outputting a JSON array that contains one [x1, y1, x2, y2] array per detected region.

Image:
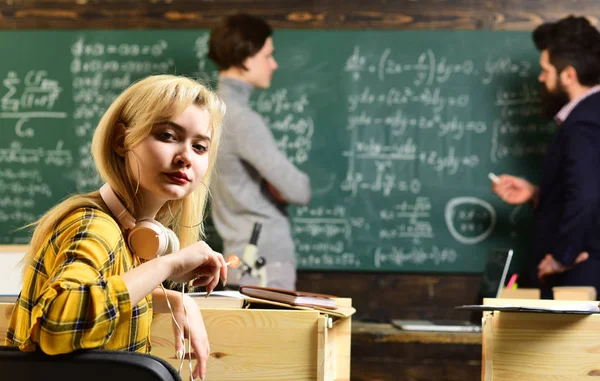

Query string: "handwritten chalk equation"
[[374, 246, 458, 267], [0, 179, 52, 197], [295, 205, 347, 218], [490, 120, 551, 163], [299, 252, 362, 268], [340, 164, 423, 198], [347, 86, 469, 113], [0, 141, 72, 167], [345, 46, 534, 86], [348, 110, 487, 140], [345, 46, 474, 85], [71, 38, 168, 58], [193, 33, 219, 82], [1, 70, 66, 138], [445, 197, 496, 245]]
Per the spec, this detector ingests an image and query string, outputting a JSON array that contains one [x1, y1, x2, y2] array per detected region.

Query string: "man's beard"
[[540, 83, 570, 119]]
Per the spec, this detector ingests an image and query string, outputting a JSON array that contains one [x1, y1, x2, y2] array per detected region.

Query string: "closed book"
[[239, 286, 338, 309]]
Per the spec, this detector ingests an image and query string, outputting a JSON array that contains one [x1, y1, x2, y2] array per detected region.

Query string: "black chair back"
[[0, 346, 182, 381]]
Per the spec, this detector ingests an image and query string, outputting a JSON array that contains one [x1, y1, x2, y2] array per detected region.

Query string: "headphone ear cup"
[[165, 228, 180, 255], [128, 220, 169, 260]]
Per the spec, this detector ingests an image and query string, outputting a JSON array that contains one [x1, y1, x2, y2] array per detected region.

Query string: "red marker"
[[506, 273, 518, 289]]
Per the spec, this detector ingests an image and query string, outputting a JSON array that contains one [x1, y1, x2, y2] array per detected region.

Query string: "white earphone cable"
[[180, 282, 194, 380], [158, 284, 186, 374]]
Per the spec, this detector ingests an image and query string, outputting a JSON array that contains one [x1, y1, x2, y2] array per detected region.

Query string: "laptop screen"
[[479, 249, 514, 298]]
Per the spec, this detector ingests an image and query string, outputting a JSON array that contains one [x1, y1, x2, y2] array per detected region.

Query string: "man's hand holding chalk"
[[489, 173, 538, 205], [488, 172, 501, 184]]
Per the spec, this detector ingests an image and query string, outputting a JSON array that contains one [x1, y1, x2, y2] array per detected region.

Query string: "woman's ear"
[[113, 122, 127, 157]]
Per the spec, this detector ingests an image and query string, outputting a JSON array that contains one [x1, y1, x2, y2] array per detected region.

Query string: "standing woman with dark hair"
[[208, 14, 311, 290], [6, 74, 227, 380]]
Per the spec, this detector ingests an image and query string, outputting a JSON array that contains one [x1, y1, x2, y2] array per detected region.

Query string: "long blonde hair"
[[21, 75, 226, 276]]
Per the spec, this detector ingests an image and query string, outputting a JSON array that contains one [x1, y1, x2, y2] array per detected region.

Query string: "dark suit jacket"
[[532, 91, 600, 298]]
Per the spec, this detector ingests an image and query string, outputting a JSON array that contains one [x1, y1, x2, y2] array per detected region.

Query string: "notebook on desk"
[[391, 249, 514, 333]]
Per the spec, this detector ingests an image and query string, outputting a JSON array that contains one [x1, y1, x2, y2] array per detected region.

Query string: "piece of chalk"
[[488, 172, 501, 184]]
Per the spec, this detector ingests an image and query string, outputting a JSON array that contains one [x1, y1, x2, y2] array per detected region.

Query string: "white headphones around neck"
[[99, 183, 180, 260]]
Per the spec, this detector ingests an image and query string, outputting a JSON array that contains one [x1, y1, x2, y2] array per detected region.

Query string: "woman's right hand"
[[491, 174, 537, 205], [165, 241, 227, 295]]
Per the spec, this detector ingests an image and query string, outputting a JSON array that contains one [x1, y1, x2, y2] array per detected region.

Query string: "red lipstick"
[[165, 171, 190, 184]]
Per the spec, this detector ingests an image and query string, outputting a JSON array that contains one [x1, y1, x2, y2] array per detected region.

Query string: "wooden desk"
[[482, 298, 600, 381], [0, 302, 352, 381], [351, 322, 481, 381]]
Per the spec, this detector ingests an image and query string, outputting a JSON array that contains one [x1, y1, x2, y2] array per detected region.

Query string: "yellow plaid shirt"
[[5, 207, 153, 354]]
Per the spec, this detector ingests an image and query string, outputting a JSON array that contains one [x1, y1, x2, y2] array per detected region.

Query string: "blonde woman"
[[6, 75, 227, 380]]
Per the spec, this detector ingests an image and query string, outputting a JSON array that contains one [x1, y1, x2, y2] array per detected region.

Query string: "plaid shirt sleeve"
[[6, 208, 152, 354]]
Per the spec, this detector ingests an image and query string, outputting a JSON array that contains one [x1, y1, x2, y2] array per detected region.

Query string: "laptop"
[[391, 249, 514, 333]]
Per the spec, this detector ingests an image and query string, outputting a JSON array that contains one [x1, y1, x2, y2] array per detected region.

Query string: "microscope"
[[239, 222, 267, 287]]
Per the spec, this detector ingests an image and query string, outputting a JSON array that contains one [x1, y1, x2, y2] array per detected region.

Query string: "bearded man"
[[492, 16, 600, 299]]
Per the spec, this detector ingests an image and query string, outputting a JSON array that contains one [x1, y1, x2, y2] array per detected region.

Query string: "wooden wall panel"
[[297, 271, 482, 322], [1, 0, 600, 30], [351, 341, 481, 381]]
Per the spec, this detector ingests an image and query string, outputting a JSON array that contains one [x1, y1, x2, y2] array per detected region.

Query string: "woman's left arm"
[[152, 288, 210, 380]]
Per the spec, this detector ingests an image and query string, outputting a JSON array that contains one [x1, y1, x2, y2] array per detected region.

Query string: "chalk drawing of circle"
[[445, 197, 496, 245]]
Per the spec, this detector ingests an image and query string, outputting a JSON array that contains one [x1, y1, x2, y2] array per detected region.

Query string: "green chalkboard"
[[0, 30, 549, 273]]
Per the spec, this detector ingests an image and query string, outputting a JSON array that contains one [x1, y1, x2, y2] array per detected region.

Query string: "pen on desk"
[[488, 172, 501, 184]]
